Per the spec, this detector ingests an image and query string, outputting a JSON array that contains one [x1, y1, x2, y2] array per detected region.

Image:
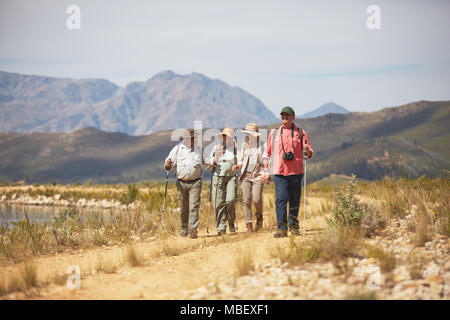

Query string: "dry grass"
[[234, 247, 255, 277], [95, 257, 118, 274], [125, 244, 142, 267], [366, 245, 396, 273], [407, 251, 428, 280], [0, 263, 39, 297]]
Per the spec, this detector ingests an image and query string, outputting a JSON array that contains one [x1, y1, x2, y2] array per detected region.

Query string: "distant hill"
[[0, 70, 277, 135], [301, 102, 350, 118], [0, 100, 448, 184]]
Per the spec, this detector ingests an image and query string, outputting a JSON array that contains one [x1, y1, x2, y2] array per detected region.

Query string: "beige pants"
[[241, 172, 264, 223]]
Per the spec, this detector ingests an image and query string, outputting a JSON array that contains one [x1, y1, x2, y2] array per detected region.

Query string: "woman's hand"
[[260, 173, 270, 185]]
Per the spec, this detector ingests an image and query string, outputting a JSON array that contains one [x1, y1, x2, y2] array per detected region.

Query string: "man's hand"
[[232, 164, 240, 173], [303, 145, 312, 158], [165, 159, 172, 171]]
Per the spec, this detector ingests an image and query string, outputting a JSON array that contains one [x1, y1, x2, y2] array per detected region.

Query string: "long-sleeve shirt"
[[262, 124, 314, 176], [237, 142, 265, 181], [237, 143, 264, 172], [165, 142, 203, 180], [205, 143, 236, 177]]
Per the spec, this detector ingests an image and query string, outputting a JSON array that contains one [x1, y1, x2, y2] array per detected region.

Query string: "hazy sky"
[[1, 0, 449, 115]]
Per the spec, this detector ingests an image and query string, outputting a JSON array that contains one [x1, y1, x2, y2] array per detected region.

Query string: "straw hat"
[[216, 127, 234, 139], [242, 123, 261, 137]]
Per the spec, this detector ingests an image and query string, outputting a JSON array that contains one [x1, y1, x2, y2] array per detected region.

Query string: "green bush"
[[120, 184, 139, 204], [329, 174, 364, 227]]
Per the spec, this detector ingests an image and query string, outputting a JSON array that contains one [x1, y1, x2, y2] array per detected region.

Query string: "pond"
[[0, 204, 121, 228]]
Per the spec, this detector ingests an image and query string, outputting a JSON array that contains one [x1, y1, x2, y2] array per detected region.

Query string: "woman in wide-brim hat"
[[234, 123, 265, 233], [205, 127, 238, 235]]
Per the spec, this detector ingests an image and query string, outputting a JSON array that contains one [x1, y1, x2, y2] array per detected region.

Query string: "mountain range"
[[0, 100, 448, 184], [0, 70, 278, 135], [301, 102, 350, 118]]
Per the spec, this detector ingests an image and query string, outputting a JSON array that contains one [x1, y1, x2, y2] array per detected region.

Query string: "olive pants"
[[176, 178, 202, 234], [212, 175, 236, 232]]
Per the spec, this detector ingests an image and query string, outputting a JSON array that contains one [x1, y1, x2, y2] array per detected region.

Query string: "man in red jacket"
[[262, 106, 314, 237]]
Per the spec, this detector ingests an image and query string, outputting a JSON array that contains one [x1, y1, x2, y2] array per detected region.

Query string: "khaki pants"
[[176, 178, 202, 233], [241, 172, 264, 223], [212, 175, 236, 232]]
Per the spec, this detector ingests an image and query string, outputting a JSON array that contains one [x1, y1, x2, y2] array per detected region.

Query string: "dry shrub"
[[125, 244, 142, 267], [366, 246, 396, 273], [234, 249, 255, 277]]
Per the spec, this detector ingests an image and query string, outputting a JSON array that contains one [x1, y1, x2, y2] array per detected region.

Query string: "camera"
[[283, 151, 295, 160]]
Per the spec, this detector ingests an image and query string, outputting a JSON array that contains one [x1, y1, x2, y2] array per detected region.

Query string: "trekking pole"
[[234, 141, 239, 232], [303, 156, 307, 237], [206, 168, 213, 234], [160, 170, 169, 233]]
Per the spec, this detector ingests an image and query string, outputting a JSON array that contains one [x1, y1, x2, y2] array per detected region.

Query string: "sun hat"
[[280, 106, 295, 116], [241, 123, 261, 137], [216, 127, 234, 139]]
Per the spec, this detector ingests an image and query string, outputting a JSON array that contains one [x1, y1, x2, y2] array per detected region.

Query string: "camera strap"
[[280, 124, 305, 156], [280, 124, 296, 155]]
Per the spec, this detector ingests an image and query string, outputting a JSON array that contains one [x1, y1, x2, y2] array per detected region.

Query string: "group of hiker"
[[164, 106, 314, 239]]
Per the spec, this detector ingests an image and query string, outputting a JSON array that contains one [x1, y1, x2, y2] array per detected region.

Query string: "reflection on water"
[[0, 204, 120, 228]]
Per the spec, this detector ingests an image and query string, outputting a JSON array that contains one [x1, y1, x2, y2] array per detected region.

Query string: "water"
[[0, 204, 120, 228]]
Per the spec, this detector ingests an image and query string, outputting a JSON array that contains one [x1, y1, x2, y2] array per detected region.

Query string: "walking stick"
[[233, 141, 239, 232], [303, 156, 307, 237], [160, 170, 169, 233], [206, 168, 213, 234]]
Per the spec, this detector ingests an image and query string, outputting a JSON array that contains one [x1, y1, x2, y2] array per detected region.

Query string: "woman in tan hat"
[[205, 128, 239, 235], [233, 123, 265, 233]]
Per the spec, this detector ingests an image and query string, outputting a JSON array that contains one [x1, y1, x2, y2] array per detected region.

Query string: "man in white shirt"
[[164, 129, 203, 238]]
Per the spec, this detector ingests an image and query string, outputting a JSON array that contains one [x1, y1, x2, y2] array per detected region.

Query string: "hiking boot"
[[180, 230, 188, 237], [255, 214, 263, 232], [273, 230, 288, 238], [229, 223, 236, 233], [218, 230, 226, 236], [290, 228, 300, 236], [246, 222, 253, 234], [189, 230, 198, 239]]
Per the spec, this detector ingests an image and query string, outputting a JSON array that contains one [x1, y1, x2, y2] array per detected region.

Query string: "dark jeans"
[[274, 174, 303, 231]]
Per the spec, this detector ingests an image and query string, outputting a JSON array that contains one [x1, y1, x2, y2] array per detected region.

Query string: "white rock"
[[423, 263, 440, 279]]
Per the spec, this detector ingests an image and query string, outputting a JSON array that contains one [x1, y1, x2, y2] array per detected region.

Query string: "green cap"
[[280, 106, 295, 116]]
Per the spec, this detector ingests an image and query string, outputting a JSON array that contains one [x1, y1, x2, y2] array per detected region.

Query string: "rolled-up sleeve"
[[204, 144, 216, 166], [164, 145, 178, 170]]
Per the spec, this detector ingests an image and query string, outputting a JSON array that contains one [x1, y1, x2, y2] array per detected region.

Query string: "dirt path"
[[29, 230, 316, 299], [1, 196, 328, 300]]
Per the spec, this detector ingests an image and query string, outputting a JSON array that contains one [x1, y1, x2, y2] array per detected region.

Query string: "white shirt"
[[205, 143, 236, 176], [165, 142, 203, 180]]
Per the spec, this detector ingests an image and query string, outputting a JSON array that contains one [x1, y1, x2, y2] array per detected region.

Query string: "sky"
[[0, 0, 449, 116]]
